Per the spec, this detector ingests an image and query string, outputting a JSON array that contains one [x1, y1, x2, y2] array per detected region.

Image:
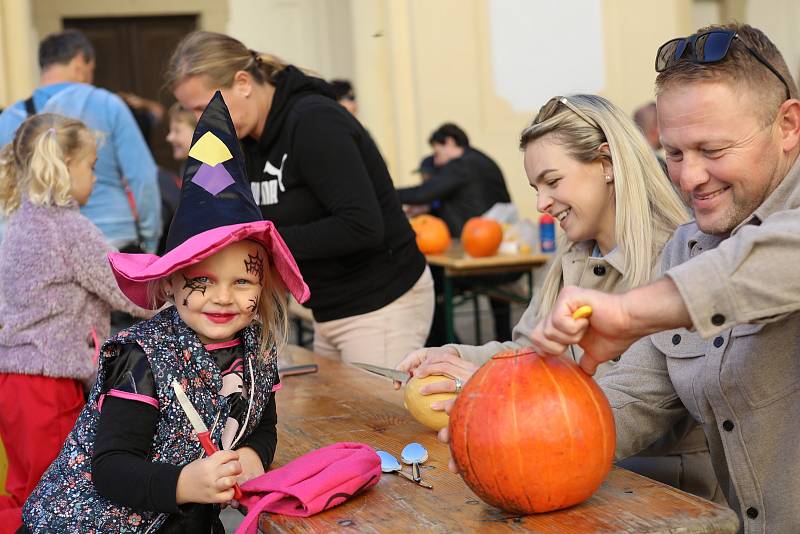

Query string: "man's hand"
[[532, 278, 691, 374], [530, 286, 633, 365]]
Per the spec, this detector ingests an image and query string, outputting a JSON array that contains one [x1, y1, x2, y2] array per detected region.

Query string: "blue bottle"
[[539, 214, 556, 253]]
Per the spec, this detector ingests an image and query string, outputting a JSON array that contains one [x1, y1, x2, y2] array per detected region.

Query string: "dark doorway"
[[64, 15, 197, 171]]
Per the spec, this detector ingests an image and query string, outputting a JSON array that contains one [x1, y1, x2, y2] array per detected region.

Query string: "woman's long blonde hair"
[[0, 113, 94, 214], [520, 95, 689, 321], [165, 31, 287, 90]]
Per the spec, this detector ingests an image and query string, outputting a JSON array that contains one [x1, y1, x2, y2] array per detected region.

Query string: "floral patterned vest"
[[22, 307, 277, 533]]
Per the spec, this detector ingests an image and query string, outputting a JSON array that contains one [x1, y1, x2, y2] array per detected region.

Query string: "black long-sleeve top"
[[241, 66, 426, 322], [91, 341, 277, 532]]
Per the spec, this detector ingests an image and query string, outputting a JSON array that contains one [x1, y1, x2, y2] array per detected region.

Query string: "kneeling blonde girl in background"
[[0, 113, 150, 533]]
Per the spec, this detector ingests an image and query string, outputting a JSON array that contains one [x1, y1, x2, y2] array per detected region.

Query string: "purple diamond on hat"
[[192, 162, 236, 195]]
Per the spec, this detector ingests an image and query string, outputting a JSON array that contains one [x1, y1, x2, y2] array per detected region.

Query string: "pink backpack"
[[235, 442, 381, 534]]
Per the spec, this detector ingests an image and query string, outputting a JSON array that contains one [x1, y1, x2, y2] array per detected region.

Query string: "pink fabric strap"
[[204, 338, 241, 351], [235, 442, 380, 534], [98, 389, 159, 413]]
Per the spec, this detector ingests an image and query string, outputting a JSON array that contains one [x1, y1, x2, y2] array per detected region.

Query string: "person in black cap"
[[19, 92, 310, 533], [167, 31, 434, 367], [330, 79, 358, 116]]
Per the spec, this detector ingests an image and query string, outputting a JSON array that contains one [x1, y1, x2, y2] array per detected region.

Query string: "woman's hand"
[[431, 398, 460, 473], [176, 450, 242, 505], [413, 352, 479, 396], [393, 346, 478, 394], [393, 346, 456, 389]]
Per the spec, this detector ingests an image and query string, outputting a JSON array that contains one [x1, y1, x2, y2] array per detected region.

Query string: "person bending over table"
[[167, 31, 434, 367]]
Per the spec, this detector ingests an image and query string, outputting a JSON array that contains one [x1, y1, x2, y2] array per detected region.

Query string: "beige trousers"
[[313, 267, 435, 367]]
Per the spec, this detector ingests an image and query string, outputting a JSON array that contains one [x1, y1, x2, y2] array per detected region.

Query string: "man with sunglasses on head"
[[530, 23, 800, 532]]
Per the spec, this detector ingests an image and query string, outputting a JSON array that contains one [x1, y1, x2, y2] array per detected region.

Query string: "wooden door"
[[63, 15, 197, 171]]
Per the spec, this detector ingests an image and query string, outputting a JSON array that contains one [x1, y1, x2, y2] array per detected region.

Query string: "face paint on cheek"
[[247, 297, 258, 314], [244, 252, 265, 283], [181, 274, 207, 306]]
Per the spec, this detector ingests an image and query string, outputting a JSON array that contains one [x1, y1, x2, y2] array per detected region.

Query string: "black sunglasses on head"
[[655, 29, 791, 101]]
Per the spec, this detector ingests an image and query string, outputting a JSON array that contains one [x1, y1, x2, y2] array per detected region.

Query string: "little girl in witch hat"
[[20, 92, 309, 533]]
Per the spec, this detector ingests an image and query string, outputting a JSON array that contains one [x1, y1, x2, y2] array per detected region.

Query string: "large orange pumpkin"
[[409, 215, 451, 254], [461, 217, 503, 257], [449, 348, 615, 514]]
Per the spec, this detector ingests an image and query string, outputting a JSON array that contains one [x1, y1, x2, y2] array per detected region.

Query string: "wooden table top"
[[263, 346, 739, 533], [425, 243, 550, 276]]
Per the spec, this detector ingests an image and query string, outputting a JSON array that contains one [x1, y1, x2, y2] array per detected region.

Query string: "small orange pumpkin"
[[449, 348, 615, 514], [409, 215, 451, 254], [461, 217, 503, 257]]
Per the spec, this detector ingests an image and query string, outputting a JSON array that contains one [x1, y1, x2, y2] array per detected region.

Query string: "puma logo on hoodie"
[[252, 152, 287, 206]]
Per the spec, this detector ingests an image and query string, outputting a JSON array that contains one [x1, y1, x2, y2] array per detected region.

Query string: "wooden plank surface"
[[425, 242, 550, 275], [264, 347, 739, 533]]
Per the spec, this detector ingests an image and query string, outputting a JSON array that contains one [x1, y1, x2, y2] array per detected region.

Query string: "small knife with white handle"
[[172, 379, 243, 500]]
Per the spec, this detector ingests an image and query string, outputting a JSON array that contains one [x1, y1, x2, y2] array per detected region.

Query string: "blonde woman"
[[396, 94, 722, 501], [166, 31, 433, 366]]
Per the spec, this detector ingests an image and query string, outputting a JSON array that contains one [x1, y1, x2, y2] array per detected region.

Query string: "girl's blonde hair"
[[519, 94, 689, 321], [148, 242, 289, 359], [167, 102, 197, 129], [0, 113, 94, 214], [165, 31, 287, 90]]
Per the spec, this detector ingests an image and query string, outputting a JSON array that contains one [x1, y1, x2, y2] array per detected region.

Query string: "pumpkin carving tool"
[[351, 362, 411, 383], [172, 380, 243, 500], [572, 305, 592, 320]]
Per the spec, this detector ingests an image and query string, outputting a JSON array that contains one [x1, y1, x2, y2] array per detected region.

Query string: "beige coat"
[[601, 156, 800, 533], [448, 236, 719, 501]]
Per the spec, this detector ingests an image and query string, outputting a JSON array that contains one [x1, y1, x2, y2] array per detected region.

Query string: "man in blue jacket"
[[0, 29, 160, 252]]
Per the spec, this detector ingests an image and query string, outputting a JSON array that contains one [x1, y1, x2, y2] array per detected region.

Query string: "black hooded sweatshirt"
[[241, 67, 426, 322]]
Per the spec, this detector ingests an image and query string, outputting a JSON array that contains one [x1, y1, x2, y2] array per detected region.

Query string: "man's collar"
[[686, 229, 724, 253]]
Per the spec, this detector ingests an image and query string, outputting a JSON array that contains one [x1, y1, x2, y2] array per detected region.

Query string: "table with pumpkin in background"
[[425, 242, 550, 343], [261, 345, 739, 533]]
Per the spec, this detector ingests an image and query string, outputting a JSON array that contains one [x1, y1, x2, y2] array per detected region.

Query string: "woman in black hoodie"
[[167, 32, 434, 366]]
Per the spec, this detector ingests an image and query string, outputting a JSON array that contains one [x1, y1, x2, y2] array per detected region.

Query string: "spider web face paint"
[[244, 252, 264, 282], [182, 275, 207, 306]]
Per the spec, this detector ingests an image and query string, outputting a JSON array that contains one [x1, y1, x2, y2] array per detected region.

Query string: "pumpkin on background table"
[[461, 217, 503, 257], [448, 347, 615, 514], [409, 214, 451, 254]]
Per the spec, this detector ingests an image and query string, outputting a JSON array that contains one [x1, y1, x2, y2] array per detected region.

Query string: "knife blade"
[[171, 380, 242, 500], [351, 362, 411, 383], [278, 363, 319, 377]]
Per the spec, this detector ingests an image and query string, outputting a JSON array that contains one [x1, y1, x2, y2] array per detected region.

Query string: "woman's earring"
[[604, 175, 613, 183]]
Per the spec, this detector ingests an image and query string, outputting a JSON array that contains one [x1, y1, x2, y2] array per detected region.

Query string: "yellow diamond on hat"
[[188, 131, 233, 167]]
